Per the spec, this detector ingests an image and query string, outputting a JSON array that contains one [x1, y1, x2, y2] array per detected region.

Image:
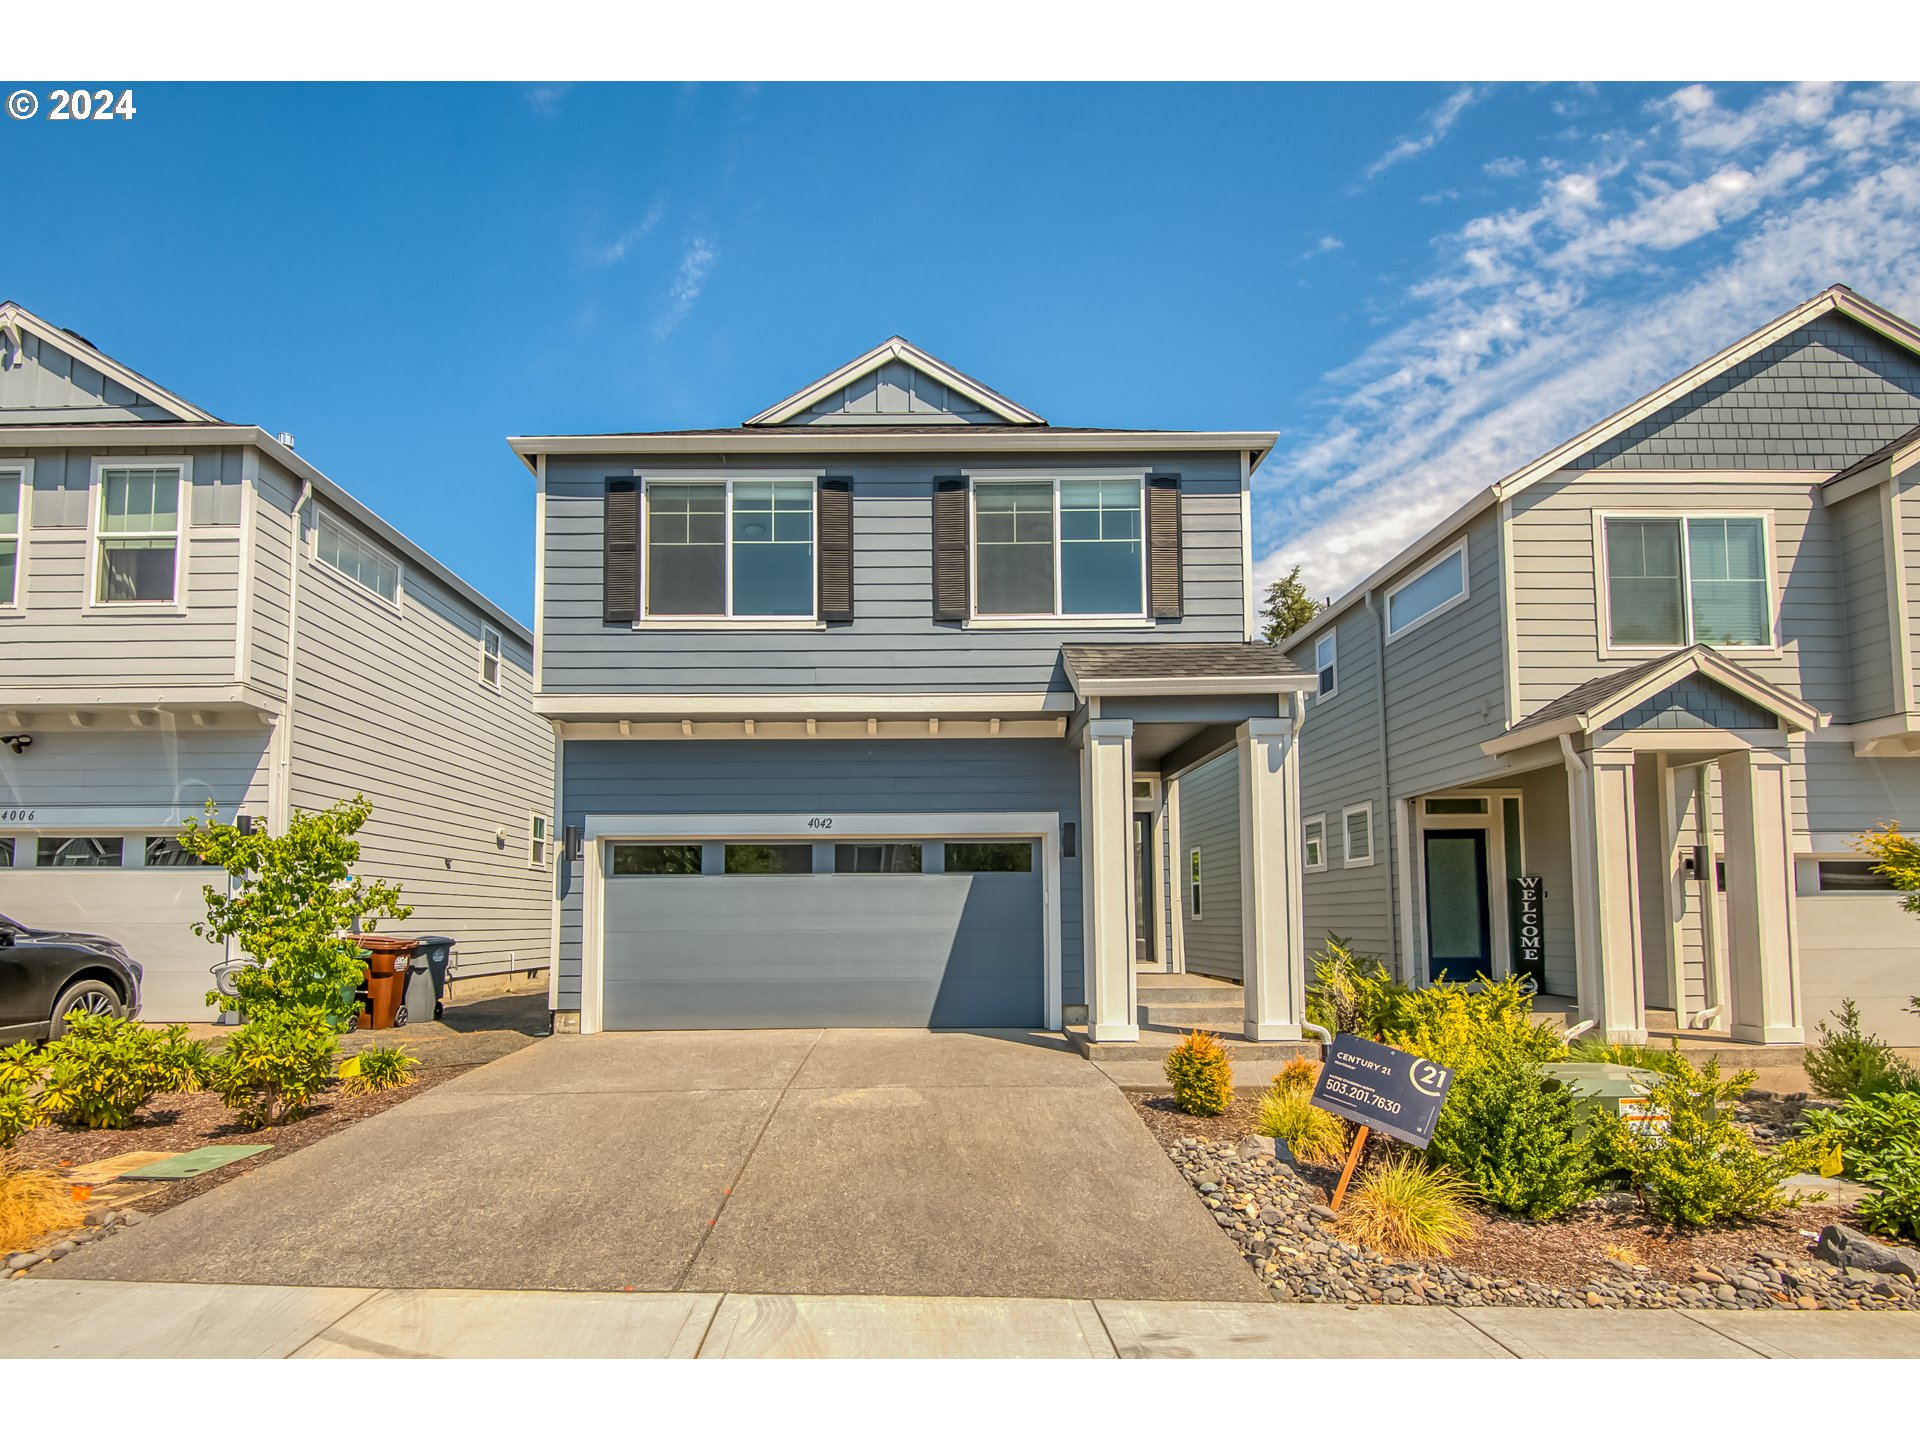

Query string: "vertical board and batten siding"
[[539, 451, 1247, 694], [1901, 474, 1920, 711], [279, 488, 554, 984], [0, 445, 247, 689], [792, 359, 997, 425], [1287, 602, 1396, 961], [0, 330, 180, 424], [1831, 488, 1899, 722], [1516, 764, 1580, 997], [1175, 750, 1243, 980], [556, 738, 1083, 1011]]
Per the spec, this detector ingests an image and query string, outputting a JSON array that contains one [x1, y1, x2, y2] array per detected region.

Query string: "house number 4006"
[[0, 808, 35, 822], [806, 817, 834, 830]]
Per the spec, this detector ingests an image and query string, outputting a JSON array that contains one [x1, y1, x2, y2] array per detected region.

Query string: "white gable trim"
[[0, 301, 215, 424], [744, 336, 1045, 427]]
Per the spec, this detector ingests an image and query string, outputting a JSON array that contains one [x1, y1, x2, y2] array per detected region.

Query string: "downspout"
[[1293, 688, 1332, 1045], [1557, 733, 1598, 1043], [1363, 590, 1397, 980]]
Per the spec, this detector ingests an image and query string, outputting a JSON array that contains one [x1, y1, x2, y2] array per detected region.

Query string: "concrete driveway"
[[49, 1030, 1265, 1302]]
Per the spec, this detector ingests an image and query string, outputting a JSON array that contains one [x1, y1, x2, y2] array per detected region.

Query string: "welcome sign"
[[1310, 1033, 1455, 1149]]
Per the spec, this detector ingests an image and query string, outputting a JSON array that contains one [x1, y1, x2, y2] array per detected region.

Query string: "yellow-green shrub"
[[1383, 974, 1564, 1074], [1164, 1030, 1233, 1116], [1336, 1154, 1472, 1259], [1256, 1085, 1347, 1166], [1274, 1057, 1318, 1094]]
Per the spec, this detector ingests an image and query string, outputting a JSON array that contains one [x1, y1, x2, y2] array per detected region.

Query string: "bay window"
[[1604, 514, 1771, 648], [974, 476, 1144, 618], [645, 478, 814, 619]]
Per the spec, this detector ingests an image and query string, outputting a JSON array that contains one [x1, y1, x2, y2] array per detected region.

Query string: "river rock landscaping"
[[1142, 1109, 1920, 1311]]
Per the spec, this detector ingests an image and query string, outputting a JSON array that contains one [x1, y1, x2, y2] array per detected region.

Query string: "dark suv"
[[0, 912, 144, 1042]]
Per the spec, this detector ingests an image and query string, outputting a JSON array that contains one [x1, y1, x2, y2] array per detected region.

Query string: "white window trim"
[[1594, 510, 1780, 657], [1383, 539, 1469, 643], [529, 812, 550, 869], [84, 456, 191, 613], [966, 472, 1151, 626], [0, 459, 28, 612], [480, 624, 503, 689], [1313, 632, 1337, 701], [1188, 845, 1203, 918], [312, 505, 404, 612], [1303, 813, 1327, 873], [636, 473, 824, 629], [1342, 802, 1376, 868]]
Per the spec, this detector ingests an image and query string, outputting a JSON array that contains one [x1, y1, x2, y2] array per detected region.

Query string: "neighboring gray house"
[[0, 302, 555, 1021], [515, 336, 1313, 1040], [1281, 284, 1920, 1047]]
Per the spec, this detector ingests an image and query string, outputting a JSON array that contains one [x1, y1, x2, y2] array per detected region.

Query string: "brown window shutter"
[[1148, 473, 1183, 619], [818, 475, 854, 624], [604, 477, 639, 624], [933, 474, 970, 621]]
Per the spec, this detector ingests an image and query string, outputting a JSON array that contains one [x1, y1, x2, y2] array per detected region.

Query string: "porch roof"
[[1060, 642, 1314, 699], [1485, 646, 1825, 755]]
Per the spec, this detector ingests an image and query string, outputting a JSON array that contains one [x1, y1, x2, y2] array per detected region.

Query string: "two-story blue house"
[[513, 338, 1312, 1044]]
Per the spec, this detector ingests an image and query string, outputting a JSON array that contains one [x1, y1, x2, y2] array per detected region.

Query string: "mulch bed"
[[10, 1068, 473, 1217]]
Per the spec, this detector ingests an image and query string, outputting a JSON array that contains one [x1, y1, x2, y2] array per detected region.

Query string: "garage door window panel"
[[945, 841, 1034, 873], [611, 843, 704, 876], [40, 837, 125, 867], [834, 843, 923, 874], [724, 843, 813, 875], [144, 837, 212, 867]]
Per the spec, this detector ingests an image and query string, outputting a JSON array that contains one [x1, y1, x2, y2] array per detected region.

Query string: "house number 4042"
[[806, 817, 834, 830]]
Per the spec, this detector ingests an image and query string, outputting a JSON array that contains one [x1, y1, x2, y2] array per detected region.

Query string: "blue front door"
[[1424, 829, 1492, 984]]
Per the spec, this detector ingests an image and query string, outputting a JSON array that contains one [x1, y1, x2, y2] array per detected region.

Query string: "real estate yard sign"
[[1311, 1033, 1454, 1149]]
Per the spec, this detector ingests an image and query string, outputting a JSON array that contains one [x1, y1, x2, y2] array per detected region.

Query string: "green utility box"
[[1542, 1062, 1667, 1134]]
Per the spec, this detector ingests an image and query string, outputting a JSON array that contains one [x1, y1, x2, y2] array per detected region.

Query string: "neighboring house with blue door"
[[515, 336, 1313, 1041], [0, 302, 555, 1021], [1280, 284, 1920, 1046]]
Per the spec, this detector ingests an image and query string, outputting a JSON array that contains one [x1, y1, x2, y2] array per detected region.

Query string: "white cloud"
[[524, 84, 571, 115], [1483, 156, 1528, 179], [1301, 235, 1344, 260], [593, 202, 666, 267], [653, 236, 718, 341], [1364, 86, 1481, 181], [1254, 83, 1920, 602]]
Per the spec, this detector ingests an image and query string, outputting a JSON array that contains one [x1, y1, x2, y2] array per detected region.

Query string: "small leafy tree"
[[1803, 999, 1916, 1100], [181, 796, 410, 1028], [1261, 565, 1323, 645]]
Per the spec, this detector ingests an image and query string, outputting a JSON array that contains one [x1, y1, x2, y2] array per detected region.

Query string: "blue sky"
[[8, 81, 1920, 624]]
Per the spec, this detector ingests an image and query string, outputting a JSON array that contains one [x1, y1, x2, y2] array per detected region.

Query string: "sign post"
[[1309, 1034, 1456, 1210]]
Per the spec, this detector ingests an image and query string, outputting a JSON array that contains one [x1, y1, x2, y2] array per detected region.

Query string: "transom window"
[[316, 509, 401, 604], [973, 477, 1145, 618], [645, 479, 815, 619], [95, 464, 182, 604], [0, 467, 21, 606], [1385, 542, 1466, 639], [1604, 515, 1772, 649]]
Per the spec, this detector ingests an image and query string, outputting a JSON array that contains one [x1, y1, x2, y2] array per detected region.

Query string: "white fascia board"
[[743, 337, 1046, 427], [535, 691, 1077, 720], [1070, 675, 1316, 698], [0, 302, 216, 424], [506, 430, 1278, 472]]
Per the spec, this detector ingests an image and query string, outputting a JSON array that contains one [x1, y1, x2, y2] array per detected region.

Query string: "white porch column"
[[1080, 717, 1138, 1042], [1719, 746, 1805, 1044], [1237, 715, 1305, 1041], [1568, 747, 1647, 1043]]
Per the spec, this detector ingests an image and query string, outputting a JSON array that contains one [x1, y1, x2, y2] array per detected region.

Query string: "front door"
[[1423, 829, 1492, 983], [1133, 812, 1155, 966]]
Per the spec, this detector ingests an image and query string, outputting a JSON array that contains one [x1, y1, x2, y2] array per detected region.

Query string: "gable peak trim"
[[0, 300, 216, 424], [743, 335, 1046, 428]]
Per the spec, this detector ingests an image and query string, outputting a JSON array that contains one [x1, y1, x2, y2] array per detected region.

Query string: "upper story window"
[[0, 466, 21, 607], [480, 625, 503, 688], [94, 463, 183, 605], [1603, 514, 1771, 649], [973, 477, 1144, 619], [1314, 633, 1337, 700], [1385, 541, 1467, 640], [316, 508, 401, 604], [645, 479, 815, 619]]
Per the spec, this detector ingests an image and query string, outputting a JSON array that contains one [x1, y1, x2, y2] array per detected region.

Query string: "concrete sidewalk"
[[4, 1280, 1918, 1358]]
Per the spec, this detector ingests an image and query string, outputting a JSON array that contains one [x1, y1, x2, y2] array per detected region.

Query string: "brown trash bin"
[[357, 935, 418, 1029]]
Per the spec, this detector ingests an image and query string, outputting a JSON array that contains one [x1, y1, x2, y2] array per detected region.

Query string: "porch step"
[[1135, 975, 1247, 1007], [1138, 1002, 1249, 1030], [1065, 1023, 1321, 1069]]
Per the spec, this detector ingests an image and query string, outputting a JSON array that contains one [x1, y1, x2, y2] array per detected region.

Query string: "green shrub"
[[1431, 1052, 1600, 1219], [1799, 1088, 1920, 1178], [1858, 1139, 1920, 1244], [1566, 1034, 1691, 1077], [339, 1044, 419, 1095], [1164, 1030, 1233, 1116], [1803, 1000, 1916, 1101], [0, 1041, 42, 1090], [1305, 937, 1404, 1038], [1597, 1053, 1826, 1226], [1383, 973, 1565, 1074], [1336, 1153, 1473, 1259], [0, 1085, 39, 1150], [146, 1025, 213, 1093], [1256, 1084, 1348, 1166], [1273, 1056, 1318, 1094], [36, 1013, 169, 1129], [206, 1009, 339, 1128]]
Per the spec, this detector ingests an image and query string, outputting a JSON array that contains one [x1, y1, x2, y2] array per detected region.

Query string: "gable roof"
[[1288, 284, 1920, 651], [0, 300, 217, 424], [1483, 645, 1823, 755], [744, 336, 1046, 427]]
